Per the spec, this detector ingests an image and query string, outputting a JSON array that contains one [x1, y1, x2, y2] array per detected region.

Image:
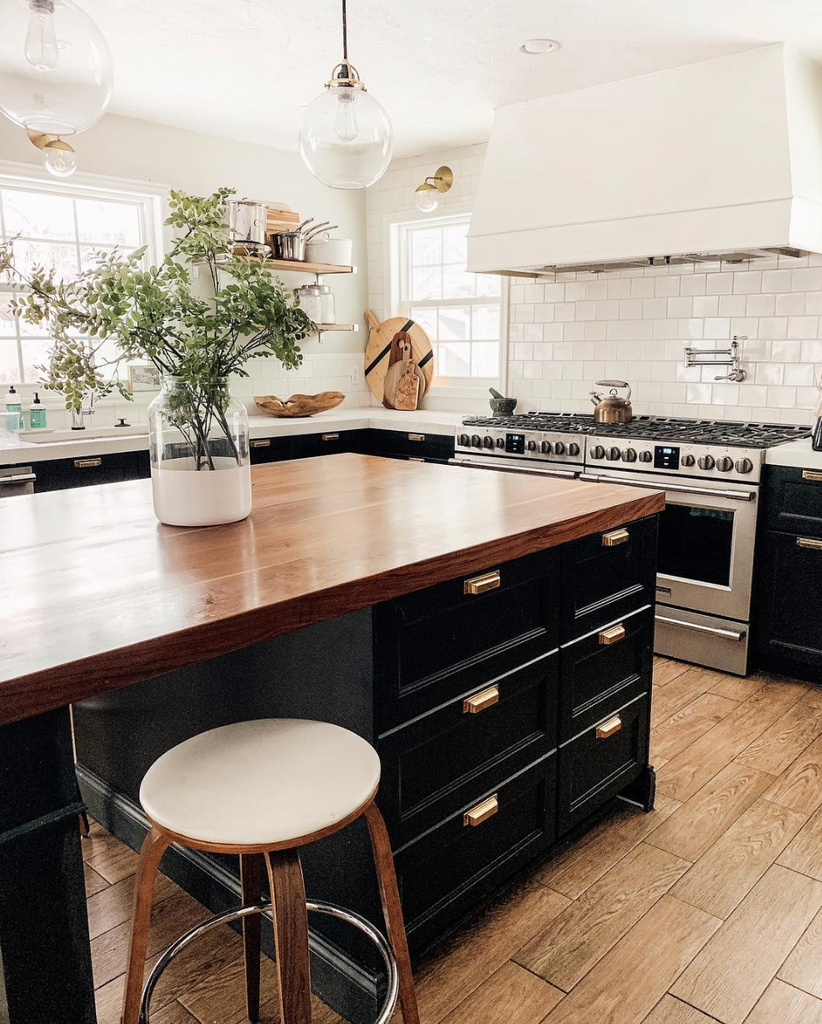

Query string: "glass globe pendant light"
[[0, 0, 113, 176], [299, 0, 393, 190]]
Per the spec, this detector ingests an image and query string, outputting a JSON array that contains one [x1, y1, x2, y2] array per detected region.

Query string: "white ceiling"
[[85, 0, 822, 158]]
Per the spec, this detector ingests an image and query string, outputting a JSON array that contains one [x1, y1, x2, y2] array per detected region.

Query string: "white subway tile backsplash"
[[733, 271, 762, 294], [746, 294, 775, 317], [718, 294, 747, 317], [787, 316, 818, 339], [776, 293, 806, 315]]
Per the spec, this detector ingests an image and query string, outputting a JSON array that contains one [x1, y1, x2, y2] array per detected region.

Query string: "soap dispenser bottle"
[[28, 391, 47, 429], [5, 385, 23, 430]]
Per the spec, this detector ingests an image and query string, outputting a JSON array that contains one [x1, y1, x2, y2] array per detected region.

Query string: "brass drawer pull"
[[250, 439, 271, 448], [596, 715, 623, 740], [408, 433, 425, 442], [322, 433, 340, 441], [463, 685, 500, 715], [464, 570, 501, 595], [74, 458, 102, 469], [802, 470, 822, 482], [797, 537, 822, 552], [407, 456, 425, 463], [599, 624, 626, 645], [602, 528, 630, 547], [464, 794, 499, 828]]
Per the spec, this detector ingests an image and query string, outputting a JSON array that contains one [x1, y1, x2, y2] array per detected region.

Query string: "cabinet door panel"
[[757, 529, 822, 668], [764, 466, 822, 539]]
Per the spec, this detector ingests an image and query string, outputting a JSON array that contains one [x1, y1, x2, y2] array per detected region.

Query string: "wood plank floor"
[[85, 657, 822, 1024]]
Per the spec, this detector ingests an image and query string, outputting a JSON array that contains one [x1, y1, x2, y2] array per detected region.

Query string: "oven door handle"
[[450, 457, 578, 478], [579, 473, 756, 501], [655, 614, 747, 642]]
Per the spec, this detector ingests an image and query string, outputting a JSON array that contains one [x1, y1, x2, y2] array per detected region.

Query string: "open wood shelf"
[[313, 323, 358, 332], [225, 257, 355, 275]]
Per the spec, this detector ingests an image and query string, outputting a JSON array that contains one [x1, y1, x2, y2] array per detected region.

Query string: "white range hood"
[[467, 45, 822, 276]]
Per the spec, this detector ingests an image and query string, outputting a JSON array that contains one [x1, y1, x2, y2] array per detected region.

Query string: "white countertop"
[[765, 436, 822, 471], [0, 407, 464, 466]]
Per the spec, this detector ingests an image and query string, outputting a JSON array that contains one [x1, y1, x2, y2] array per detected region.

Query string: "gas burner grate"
[[461, 413, 812, 449]]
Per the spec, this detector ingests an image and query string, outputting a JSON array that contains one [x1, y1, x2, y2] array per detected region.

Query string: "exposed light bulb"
[[334, 89, 358, 142], [25, 0, 59, 72], [414, 188, 439, 213], [43, 142, 77, 177]]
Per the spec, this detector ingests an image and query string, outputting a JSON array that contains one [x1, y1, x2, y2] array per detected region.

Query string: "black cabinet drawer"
[[395, 755, 556, 949], [34, 452, 145, 492], [290, 429, 366, 459], [756, 529, 822, 670], [379, 653, 558, 844], [559, 606, 653, 743], [764, 466, 822, 538], [374, 549, 560, 731], [560, 515, 657, 642], [249, 436, 292, 464], [558, 693, 648, 834], [369, 430, 455, 464]]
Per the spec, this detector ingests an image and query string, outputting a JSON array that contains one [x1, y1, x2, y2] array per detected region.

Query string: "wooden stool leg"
[[365, 802, 421, 1024], [240, 853, 265, 1023], [122, 826, 171, 1024], [265, 849, 313, 1024]]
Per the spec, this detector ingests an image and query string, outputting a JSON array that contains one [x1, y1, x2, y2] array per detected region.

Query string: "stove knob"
[[698, 455, 715, 470], [568, 443, 581, 457], [681, 454, 695, 467], [591, 445, 606, 460], [622, 448, 637, 463], [458, 433, 470, 446], [639, 451, 653, 463], [716, 456, 733, 473], [607, 446, 621, 461], [541, 440, 553, 454], [483, 436, 494, 449], [554, 441, 566, 455], [471, 434, 481, 448], [526, 439, 537, 451], [735, 458, 754, 474], [495, 437, 505, 449]]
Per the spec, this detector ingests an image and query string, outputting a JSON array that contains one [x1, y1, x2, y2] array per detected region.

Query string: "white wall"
[[367, 142, 822, 424], [0, 112, 372, 423]]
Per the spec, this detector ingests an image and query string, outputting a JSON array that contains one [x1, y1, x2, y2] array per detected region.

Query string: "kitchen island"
[[0, 454, 663, 1024]]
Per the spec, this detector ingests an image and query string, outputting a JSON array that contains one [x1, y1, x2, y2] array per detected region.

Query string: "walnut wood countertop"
[[0, 454, 664, 725]]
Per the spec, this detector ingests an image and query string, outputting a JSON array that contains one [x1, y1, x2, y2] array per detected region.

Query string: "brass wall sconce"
[[414, 165, 453, 212]]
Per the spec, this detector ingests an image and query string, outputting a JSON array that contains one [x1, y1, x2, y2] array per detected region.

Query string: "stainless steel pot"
[[272, 231, 305, 261], [225, 200, 267, 245], [590, 380, 633, 423]]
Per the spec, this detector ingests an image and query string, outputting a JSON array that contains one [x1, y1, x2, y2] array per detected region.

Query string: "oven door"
[[580, 470, 758, 622], [450, 454, 580, 479]]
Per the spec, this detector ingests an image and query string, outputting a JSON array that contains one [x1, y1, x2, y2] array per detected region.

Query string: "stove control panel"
[[455, 427, 585, 465], [585, 438, 763, 482]]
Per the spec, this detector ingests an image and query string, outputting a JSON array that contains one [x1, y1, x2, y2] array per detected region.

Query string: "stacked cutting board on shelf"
[[364, 310, 434, 411]]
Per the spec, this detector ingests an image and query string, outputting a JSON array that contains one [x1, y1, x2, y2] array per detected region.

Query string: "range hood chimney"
[[467, 45, 822, 276]]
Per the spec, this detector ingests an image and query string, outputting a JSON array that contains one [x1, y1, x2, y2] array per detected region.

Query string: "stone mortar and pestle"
[[489, 387, 517, 417]]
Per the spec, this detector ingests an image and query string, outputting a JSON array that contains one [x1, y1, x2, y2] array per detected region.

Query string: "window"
[[395, 215, 503, 386], [0, 171, 163, 384]]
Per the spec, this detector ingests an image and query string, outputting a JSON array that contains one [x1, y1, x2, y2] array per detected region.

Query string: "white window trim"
[[383, 207, 508, 398], [0, 159, 169, 391]]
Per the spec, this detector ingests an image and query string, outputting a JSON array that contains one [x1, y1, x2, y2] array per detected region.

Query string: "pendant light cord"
[[341, 0, 348, 59]]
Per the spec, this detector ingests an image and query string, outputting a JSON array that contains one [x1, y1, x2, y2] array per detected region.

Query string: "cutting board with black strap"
[[364, 310, 434, 408]]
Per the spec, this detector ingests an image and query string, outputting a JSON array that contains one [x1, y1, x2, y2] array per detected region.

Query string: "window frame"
[[0, 160, 167, 388], [388, 210, 508, 395]]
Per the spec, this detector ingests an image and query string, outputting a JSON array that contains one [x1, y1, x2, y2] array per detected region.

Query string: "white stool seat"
[[139, 719, 381, 847]]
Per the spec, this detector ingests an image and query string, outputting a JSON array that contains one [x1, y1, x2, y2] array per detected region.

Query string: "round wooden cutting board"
[[364, 310, 434, 407]]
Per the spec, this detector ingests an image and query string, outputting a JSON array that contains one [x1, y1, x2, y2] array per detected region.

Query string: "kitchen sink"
[[18, 426, 148, 444]]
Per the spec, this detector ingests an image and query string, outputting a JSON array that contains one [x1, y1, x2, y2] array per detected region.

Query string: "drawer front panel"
[[395, 755, 556, 949], [375, 549, 560, 730], [249, 437, 292, 464], [380, 654, 558, 843], [558, 694, 648, 834], [34, 452, 144, 492], [756, 529, 822, 669], [764, 466, 822, 539], [559, 607, 653, 742], [560, 515, 658, 642], [369, 430, 455, 463], [290, 429, 365, 459]]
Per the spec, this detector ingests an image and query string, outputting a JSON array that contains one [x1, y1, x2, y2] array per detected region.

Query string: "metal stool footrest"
[[139, 898, 399, 1024]]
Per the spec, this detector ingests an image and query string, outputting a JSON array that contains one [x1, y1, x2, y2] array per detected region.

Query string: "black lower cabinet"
[[33, 450, 147, 491], [365, 429, 455, 464]]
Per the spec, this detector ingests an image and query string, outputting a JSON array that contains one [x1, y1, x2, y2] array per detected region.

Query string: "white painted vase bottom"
[[151, 460, 252, 527]]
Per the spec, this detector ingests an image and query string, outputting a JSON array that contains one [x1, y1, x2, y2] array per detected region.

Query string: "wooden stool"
[[121, 719, 420, 1024]]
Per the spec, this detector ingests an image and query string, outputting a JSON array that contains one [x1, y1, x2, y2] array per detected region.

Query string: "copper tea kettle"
[[590, 380, 633, 423]]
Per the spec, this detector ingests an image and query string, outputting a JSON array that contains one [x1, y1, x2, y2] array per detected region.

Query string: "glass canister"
[[147, 375, 251, 527], [293, 284, 334, 324], [319, 285, 335, 324]]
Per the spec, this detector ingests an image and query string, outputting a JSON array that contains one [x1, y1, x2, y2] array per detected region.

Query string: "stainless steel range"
[[453, 413, 812, 675]]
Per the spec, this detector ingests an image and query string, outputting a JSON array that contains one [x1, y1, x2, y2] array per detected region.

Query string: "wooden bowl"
[[254, 392, 345, 418]]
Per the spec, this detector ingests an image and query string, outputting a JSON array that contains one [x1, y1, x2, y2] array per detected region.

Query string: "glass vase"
[[147, 375, 251, 527]]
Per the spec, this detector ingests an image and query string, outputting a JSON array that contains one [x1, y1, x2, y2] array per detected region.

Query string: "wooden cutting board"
[[364, 310, 434, 407]]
